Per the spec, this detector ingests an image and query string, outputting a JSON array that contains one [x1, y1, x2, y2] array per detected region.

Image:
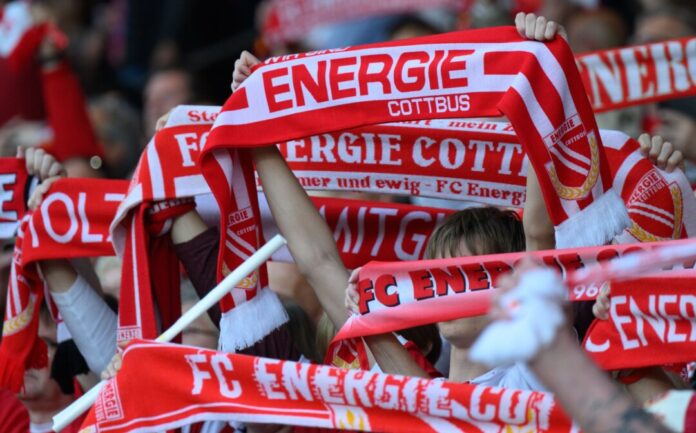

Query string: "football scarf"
[[583, 272, 696, 370], [0, 178, 125, 392], [110, 105, 287, 352], [0, 157, 32, 238], [277, 120, 696, 246], [0, 1, 67, 71], [576, 35, 696, 113], [205, 27, 629, 249], [80, 339, 575, 433], [334, 238, 696, 340]]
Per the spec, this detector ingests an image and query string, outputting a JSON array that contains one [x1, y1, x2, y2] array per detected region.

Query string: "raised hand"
[[515, 12, 568, 42]]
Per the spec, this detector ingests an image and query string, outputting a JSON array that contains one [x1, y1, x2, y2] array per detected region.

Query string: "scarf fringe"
[[218, 288, 289, 352], [555, 187, 630, 249]]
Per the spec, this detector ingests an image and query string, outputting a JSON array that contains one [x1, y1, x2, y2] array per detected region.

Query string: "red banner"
[[576, 36, 696, 113], [266, 195, 454, 268], [277, 119, 527, 206], [583, 272, 696, 370], [80, 340, 575, 433], [335, 239, 696, 342], [0, 158, 30, 239], [23, 179, 126, 262]]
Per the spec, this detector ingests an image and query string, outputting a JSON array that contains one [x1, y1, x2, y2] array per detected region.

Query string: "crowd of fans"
[[1, 0, 695, 432]]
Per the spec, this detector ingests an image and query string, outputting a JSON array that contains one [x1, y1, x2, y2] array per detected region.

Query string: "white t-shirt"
[[470, 363, 548, 391]]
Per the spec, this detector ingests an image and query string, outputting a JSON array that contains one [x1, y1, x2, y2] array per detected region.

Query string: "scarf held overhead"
[[112, 106, 287, 351], [0, 157, 32, 239], [576, 36, 696, 113], [334, 238, 696, 341], [111, 105, 288, 352], [207, 27, 628, 248], [277, 120, 696, 245], [0, 178, 125, 392], [583, 272, 696, 370], [80, 340, 575, 433]]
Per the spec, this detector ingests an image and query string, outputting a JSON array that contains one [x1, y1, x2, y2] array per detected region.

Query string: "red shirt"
[[0, 387, 29, 433]]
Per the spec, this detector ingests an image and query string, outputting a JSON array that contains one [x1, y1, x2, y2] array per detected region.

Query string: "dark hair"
[[284, 300, 322, 364], [388, 15, 441, 38], [425, 207, 525, 259]]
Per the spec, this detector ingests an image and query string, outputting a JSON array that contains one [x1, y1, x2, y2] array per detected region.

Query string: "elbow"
[[295, 249, 342, 278], [524, 219, 556, 251]]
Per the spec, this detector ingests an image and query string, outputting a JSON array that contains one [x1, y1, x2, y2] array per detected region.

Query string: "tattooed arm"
[[530, 329, 672, 433]]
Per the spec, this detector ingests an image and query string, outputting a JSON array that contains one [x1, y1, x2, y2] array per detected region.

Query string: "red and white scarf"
[[206, 28, 628, 249], [0, 157, 32, 238], [0, 1, 67, 71], [276, 120, 696, 244], [334, 238, 696, 338], [583, 271, 696, 370], [80, 339, 575, 433], [576, 36, 696, 113], [267, 195, 453, 268], [0, 178, 125, 392], [112, 105, 289, 351]]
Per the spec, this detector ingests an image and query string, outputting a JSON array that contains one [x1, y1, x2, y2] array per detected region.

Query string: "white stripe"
[[508, 73, 556, 139], [556, 140, 591, 166], [10, 264, 20, 316], [231, 152, 251, 210], [130, 216, 142, 329], [174, 174, 209, 196], [146, 142, 165, 199], [632, 202, 675, 222], [550, 147, 590, 176], [104, 193, 126, 202], [225, 240, 251, 261], [227, 228, 255, 255], [629, 208, 674, 228]]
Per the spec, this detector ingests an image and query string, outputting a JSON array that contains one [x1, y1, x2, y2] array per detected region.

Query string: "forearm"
[[252, 146, 347, 326], [530, 330, 670, 433], [50, 274, 117, 374], [39, 259, 78, 293], [524, 166, 555, 251], [365, 334, 429, 378], [171, 209, 209, 245]]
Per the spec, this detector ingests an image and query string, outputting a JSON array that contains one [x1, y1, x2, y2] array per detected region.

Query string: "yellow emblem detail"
[[627, 183, 683, 242], [336, 409, 367, 430], [2, 294, 35, 336], [548, 133, 600, 200]]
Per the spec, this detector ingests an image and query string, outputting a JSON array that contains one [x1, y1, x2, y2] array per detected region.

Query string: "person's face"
[[143, 71, 191, 137], [433, 241, 490, 348], [634, 15, 692, 45]]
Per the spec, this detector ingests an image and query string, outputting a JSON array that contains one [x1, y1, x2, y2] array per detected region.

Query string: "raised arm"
[[22, 148, 117, 374], [471, 263, 671, 433], [515, 12, 566, 252], [234, 51, 425, 376]]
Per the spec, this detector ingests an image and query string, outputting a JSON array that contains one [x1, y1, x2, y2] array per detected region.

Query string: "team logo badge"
[[625, 170, 683, 242], [547, 127, 600, 201]]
